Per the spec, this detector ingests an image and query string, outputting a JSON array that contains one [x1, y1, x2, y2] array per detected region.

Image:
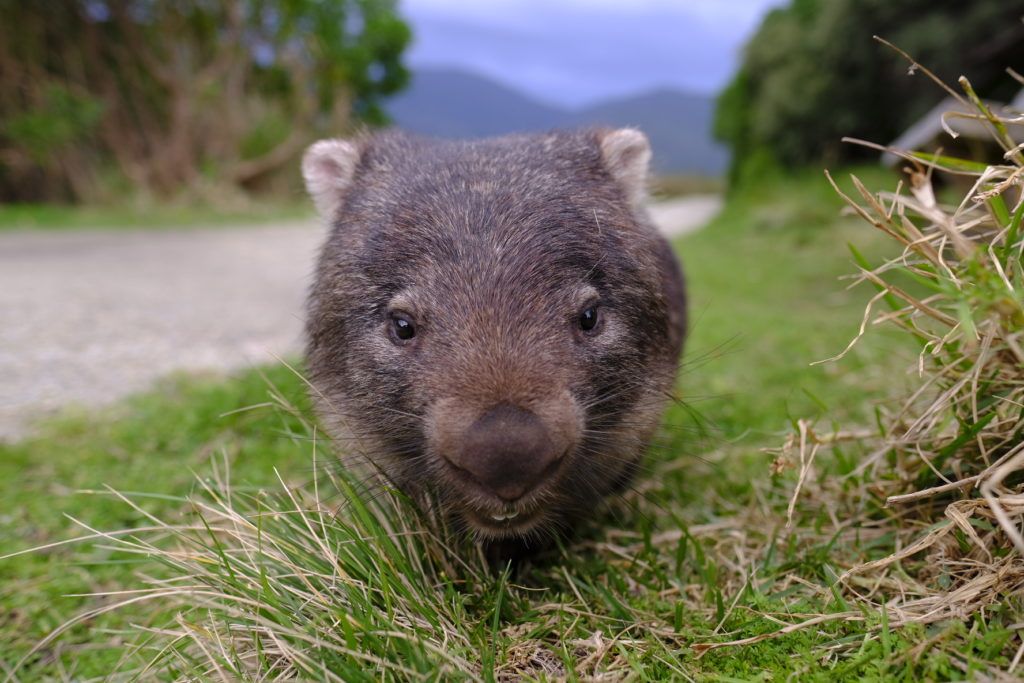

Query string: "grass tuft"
[[19, 410, 500, 680], [751, 50, 1024, 669]]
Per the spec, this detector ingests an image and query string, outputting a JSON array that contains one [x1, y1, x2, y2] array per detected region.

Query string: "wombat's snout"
[[446, 404, 565, 501]]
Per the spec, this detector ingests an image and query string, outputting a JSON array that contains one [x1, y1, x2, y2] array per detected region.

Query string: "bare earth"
[[0, 194, 720, 441]]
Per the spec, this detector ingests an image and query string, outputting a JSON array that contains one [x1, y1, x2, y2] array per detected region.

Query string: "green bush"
[[715, 0, 1024, 177]]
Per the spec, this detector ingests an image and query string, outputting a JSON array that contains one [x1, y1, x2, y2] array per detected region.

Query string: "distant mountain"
[[385, 67, 729, 176], [385, 68, 569, 138], [570, 89, 726, 176]]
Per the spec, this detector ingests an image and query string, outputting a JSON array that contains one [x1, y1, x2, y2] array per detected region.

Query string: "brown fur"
[[303, 128, 686, 551]]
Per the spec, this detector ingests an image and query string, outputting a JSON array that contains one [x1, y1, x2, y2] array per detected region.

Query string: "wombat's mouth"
[[461, 505, 545, 537]]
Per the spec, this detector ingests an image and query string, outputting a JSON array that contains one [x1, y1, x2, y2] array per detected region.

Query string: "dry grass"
[[16, 459, 494, 680], [717, 46, 1024, 665]]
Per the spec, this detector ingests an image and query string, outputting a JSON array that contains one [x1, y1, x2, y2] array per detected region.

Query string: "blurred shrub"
[[0, 0, 411, 203], [715, 0, 1024, 180], [1, 86, 105, 164]]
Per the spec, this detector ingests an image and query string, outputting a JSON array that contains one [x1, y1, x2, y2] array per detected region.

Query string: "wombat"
[[302, 128, 686, 557]]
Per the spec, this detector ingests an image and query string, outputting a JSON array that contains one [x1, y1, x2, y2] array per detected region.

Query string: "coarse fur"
[[303, 128, 686, 556]]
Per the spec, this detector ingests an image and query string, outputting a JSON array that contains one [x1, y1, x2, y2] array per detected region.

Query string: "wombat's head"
[[303, 129, 685, 544]]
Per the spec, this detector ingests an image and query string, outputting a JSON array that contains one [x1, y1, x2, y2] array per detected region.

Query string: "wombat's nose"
[[452, 404, 562, 501]]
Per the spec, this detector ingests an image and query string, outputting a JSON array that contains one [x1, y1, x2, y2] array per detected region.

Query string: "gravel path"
[[648, 194, 721, 238], [0, 194, 720, 441]]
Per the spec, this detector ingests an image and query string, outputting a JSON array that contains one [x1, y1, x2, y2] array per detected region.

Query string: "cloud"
[[402, 0, 780, 36], [399, 0, 784, 106], [404, 0, 776, 22]]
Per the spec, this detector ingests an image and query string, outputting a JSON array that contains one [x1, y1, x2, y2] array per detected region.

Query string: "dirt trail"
[[0, 195, 720, 440], [648, 194, 721, 238]]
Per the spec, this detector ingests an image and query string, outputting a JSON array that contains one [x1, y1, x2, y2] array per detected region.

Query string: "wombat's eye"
[[389, 311, 417, 343], [578, 306, 601, 333]]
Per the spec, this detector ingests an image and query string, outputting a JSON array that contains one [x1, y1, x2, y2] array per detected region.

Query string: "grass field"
[[0, 170, 707, 232], [3, 166, 1017, 679], [0, 200, 313, 231]]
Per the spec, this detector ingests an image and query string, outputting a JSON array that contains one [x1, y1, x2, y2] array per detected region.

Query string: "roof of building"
[[882, 88, 1024, 166]]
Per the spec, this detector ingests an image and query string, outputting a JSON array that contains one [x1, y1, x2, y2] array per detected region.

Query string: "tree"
[[0, 0, 411, 202], [715, 0, 1024, 176]]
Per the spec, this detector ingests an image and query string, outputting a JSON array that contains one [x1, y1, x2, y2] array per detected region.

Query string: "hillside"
[[385, 67, 729, 175]]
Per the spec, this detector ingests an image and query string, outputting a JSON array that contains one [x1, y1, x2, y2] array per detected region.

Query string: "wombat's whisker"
[[672, 333, 742, 372], [571, 446, 649, 481], [364, 404, 426, 422]]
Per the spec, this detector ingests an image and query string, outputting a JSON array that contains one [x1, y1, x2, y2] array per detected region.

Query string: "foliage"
[[0, 0, 411, 203], [0, 86, 105, 164], [714, 0, 1024, 176]]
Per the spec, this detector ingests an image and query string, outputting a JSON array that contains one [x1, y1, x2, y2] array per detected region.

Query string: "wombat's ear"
[[302, 139, 362, 218], [598, 128, 651, 208]]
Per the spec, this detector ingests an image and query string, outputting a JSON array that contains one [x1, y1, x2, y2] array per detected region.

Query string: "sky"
[[399, 0, 787, 108]]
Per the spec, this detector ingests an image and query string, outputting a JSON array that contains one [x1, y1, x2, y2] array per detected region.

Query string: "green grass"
[[680, 165, 911, 439], [0, 200, 313, 231], [3, 166, 1016, 680], [0, 367, 314, 676], [649, 173, 724, 199]]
